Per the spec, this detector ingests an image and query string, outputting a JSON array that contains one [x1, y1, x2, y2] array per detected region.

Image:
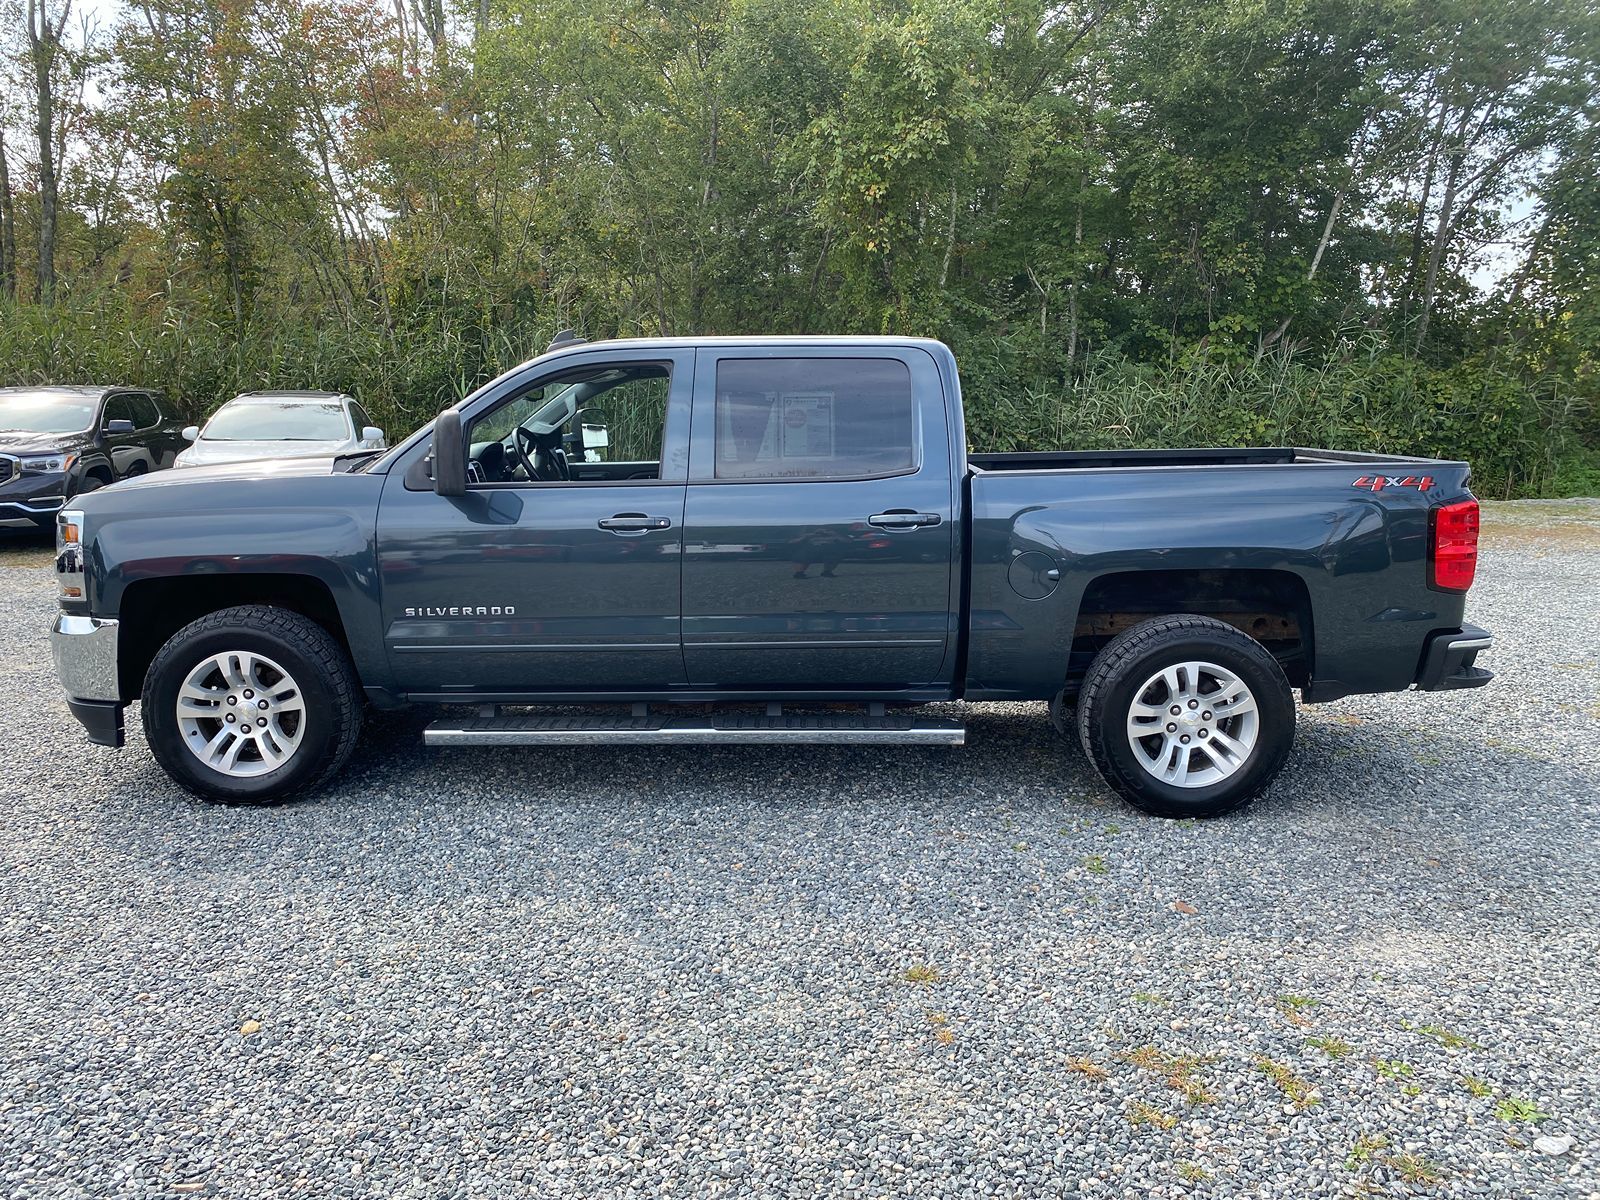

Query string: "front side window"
[[466, 363, 670, 484], [713, 358, 916, 480], [103, 396, 137, 428]]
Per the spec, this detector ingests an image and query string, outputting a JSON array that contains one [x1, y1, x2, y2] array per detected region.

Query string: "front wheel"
[[141, 605, 362, 803], [1075, 615, 1294, 818]]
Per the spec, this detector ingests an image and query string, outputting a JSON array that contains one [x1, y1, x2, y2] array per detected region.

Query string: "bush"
[[3, 298, 1592, 498]]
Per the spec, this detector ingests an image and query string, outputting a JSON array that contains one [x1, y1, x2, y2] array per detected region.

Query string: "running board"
[[423, 707, 966, 747]]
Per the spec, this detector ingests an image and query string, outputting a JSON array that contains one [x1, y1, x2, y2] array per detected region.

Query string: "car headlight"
[[56, 509, 86, 600], [20, 451, 77, 474]]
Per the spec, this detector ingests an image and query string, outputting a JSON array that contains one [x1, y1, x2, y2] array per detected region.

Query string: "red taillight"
[[1430, 499, 1479, 591]]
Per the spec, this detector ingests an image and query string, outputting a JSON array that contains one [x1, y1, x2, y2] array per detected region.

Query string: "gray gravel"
[[1, 500, 1597, 1200]]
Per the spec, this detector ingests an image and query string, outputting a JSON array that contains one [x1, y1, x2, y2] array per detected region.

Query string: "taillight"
[[1429, 499, 1479, 592]]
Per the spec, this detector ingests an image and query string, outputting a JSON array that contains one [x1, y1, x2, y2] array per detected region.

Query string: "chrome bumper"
[[50, 613, 121, 702]]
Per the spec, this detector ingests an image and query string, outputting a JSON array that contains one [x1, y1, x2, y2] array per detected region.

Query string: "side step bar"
[[424, 706, 966, 747]]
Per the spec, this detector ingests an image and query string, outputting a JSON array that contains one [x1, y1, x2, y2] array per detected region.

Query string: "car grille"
[[0, 457, 14, 484]]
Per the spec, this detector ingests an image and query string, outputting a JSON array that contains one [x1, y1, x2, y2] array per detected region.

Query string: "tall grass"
[[1, 299, 1589, 498], [958, 331, 1588, 499]]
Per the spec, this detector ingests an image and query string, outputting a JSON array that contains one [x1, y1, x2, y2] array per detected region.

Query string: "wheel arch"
[[1066, 567, 1314, 696], [116, 573, 353, 701]]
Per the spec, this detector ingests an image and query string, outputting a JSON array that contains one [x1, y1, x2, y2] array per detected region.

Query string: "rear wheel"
[[1075, 614, 1294, 818], [141, 605, 361, 803]]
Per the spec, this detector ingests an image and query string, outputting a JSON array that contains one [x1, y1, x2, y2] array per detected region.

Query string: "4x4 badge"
[[1352, 474, 1432, 492]]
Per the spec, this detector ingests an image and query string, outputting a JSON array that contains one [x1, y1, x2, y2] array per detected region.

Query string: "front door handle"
[[598, 513, 673, 534], [868, 511, 942, 530]]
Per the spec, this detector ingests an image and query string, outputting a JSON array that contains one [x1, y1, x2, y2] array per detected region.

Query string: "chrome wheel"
[[1125, 660, 1259, 789], [175, 651, 307, 777]]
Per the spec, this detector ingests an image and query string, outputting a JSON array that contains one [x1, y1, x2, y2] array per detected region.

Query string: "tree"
[[23, 0, 71, 301]]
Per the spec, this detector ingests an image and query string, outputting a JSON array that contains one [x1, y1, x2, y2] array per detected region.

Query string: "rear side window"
[[713, 358, 916, 480]]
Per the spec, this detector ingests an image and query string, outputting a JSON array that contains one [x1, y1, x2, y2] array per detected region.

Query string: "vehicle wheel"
[[141, 605, 362, 803], [75, 471, 111, 495], [1075, 615, 1294, 818]]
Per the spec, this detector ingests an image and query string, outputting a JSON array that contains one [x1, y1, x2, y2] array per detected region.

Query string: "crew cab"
[[49, 336, 1492, 817]]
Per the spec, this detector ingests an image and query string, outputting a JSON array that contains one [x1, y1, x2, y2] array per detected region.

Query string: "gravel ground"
[[1, 500, 1596, 1200]]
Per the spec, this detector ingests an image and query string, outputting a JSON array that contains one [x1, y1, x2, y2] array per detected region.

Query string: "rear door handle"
[[598, 513, 673, 533], [868, 511, 942, 530]]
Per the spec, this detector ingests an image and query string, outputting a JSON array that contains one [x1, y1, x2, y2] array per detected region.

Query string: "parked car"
[[49, 335, 1491, 817], [174, 391, 385, 468], [0, 385, 186, 533]]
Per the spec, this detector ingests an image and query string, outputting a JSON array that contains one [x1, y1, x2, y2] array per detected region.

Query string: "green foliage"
[[1494, 1095, 1550, 1123], [0, 0, 1593, 494]]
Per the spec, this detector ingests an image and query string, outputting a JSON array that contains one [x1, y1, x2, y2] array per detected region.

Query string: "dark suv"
[[0, 386, 187, 532]]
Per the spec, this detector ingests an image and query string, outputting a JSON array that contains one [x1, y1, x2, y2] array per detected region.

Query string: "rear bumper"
[[51, 613, 126, 747], [1414, 623, 1493, 691]]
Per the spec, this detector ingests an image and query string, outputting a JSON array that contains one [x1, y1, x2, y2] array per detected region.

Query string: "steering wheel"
[[511, 426, 538, 479], [514, 425, 569, 481]]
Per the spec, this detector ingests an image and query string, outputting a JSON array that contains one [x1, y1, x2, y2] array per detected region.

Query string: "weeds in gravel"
[[1412, 1023, 1481, 1051], [1081, 853, 1109, 875], [1126, 1100, 1178, 1130], [1347, 1134, 1389, 1168], [1459, 1075, 1493, 1098], [1306, 1036, 1354, 1058], [902, 963, 941, 986], [1255, 1056, 1318, 1110], [1132, 991, 1166, 1005], [925, 1013, 956, 1047], [1123, 1046, 1218, 1104], [1275, 994, 1319, 1025], [1373, 1058, 1414, 1081], [1389, 1152, 1445, 1185], [1176, 1160, 1211, 1182], [1067, 1057, 1109, 1081], [1347, 1136, 1446, 1187], [1494, 1096, 1549, 1123]]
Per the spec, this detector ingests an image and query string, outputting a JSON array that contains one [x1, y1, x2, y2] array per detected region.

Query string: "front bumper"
[[51, 613, 125, 746], [1415, 623, 1494, 691], [0, 472, 69, 528], [0, 489, 68, 531]]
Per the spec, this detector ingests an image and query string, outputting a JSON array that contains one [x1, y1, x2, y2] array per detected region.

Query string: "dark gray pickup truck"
[[50, 335, 1492, 817]]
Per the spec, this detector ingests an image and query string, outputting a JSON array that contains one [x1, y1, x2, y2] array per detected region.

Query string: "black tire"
[[1075, 614, 1294, 818], [141, 605, 362, 804], [75, 471, 111, 495]]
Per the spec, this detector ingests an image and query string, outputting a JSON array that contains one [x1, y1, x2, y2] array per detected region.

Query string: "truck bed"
[[967, 447, 1459, 473]]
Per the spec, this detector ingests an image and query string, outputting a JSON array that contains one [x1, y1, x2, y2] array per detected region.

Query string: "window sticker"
[[779, 392, 835, 459]]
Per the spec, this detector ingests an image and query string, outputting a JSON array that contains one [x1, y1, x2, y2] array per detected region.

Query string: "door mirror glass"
[[579, 422, 610, 461]]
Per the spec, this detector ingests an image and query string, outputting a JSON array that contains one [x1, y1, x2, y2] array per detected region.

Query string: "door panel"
[[376, 481, 687, 691], [680, 348, 955, 689]]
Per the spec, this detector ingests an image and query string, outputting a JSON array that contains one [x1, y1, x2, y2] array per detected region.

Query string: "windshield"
[[0, 391, 96, 434], [202, 401, 349, 442]]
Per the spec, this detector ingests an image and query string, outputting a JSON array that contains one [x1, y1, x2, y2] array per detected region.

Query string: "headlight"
[[55, 509, 85, 600], [20, 451, 77, 474]]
